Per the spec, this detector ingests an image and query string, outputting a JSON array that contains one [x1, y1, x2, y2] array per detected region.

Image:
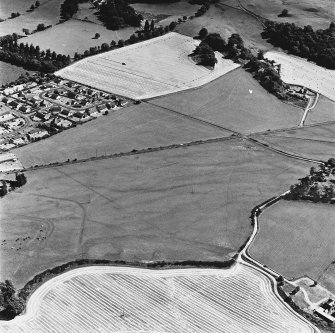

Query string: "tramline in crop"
[[0, 264, 317, 332]]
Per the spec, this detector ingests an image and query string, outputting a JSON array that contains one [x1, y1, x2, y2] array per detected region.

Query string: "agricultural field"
[[20, 19, 138, 56], [151, 67, 303, 133], [132, 1, 200, 25], [56, 32, 240, 99], [0, 0, 64, 37], [250, 133, 335, 161], [0, 264, 317, 333], [0, 61, 32, 85], [239, 0, 334, 29], [265, 51, 335, 102], [0, 138, 312, 287], [249, 200, 335, 281], [14, 102, 228, 167], [176, 3, 271, 51], [269, 124, 335, 143], [305, 96, 335, 125]]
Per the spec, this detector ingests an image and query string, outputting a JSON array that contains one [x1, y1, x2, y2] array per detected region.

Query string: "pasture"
[[0, 264, 317, 333], [250, 133, 335, 161], [0, 138, 311, 287], [0, 61, 32, 85], [132, 1, 200, 24], [150, 67, 303, 134], [239, 0, 334, 29], [14, 102, 228, 168], [265, 51, 335, 102], [20, 19, 138, 56], [55, 32, 240, 99], [176, 3, 271, 51], [249, 200, 335, 281], [0, 0, 64, 37]]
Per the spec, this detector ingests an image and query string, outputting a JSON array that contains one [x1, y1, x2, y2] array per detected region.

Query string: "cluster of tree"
[[195, 2, 210, 17], [278, 9, 290, 17], [285, 158, 335, 203], [28, 1, 41, 12], [0, 34, 71, 73], [196, 29, 289, 99], [189, 42, 217, 67], [74, 21, 177, 61], [60, 0, 89, 20], [0, 280, 24, 319], [36, 23, 51, 32], [0, 173, 27, 197], [97, 0, 143, 30], [10, 12, 20, 19], [262, 21, 335, 69]]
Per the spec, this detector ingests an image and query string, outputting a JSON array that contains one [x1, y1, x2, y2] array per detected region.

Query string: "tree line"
[[0, 34, 71, 73], [262, 21, 335, 69]]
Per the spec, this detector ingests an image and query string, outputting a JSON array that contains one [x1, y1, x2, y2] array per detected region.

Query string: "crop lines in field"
[[1, 264, 317, 333], [56, 33, 240, 100], [265, 51, 335, 101]]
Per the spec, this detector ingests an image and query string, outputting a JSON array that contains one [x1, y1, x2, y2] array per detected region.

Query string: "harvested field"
[[14, 102, 228, 168], [239, 0, 334, 29], [0, 139, 311, 287], [176, 3, 271, 50], [0, 264, 317, 333], [265, 51, 335, 102], [55, 32, 240, 99], [250, 134, 335, 161], [305, 96, 335, 125], [0, 61, 32, 85], [21, 19, 138, 56], [249, 200, 335, 280], [150, 67, 303, 133], [0, 0, 64, 37], [132, 1, 200, 24]]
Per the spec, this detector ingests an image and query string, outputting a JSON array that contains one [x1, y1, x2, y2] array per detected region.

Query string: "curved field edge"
[[0, 263, 318, 333]]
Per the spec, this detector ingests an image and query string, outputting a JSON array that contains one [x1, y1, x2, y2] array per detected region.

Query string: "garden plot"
[[56, 32, 240, 100], [0, 264, 317, 333], [265, 51, 335, 101]]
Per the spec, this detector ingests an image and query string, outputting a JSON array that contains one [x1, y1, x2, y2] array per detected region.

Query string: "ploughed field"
[[0, 139, 311, 287], [56, 32, 240, 100], [0, 264, 317, 333], [265, 51, 335, 102]]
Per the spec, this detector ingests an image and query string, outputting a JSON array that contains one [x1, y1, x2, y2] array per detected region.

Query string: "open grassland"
[[0, 0, 64, 37], [319, 263, 335, 296], [0, 139, 311, 287], [20, 19, 138, 56], [14, 102, 228, 167], [265, 51, 335, 102], [305, 96, 335, 125], [250, 200, 335, 281], [239, 0, 334, 29], [176, 3, 271, 51], [0, 264, 317, 333], [56, 33, 240, 99], [150, 67, 303, 133], [132, 1, 200, 24], [0, 61, 32, 85], [250, 133, 335, 161]]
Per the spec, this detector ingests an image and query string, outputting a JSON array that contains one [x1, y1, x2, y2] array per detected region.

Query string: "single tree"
[[198, 27, 208, 39], [144, 20, 150, 33], [95, 32, 100, 39], [150, 20, 155, 31]]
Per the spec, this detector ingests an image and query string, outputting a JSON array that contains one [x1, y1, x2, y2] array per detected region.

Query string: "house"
[[96, 104, 108, 113], [9, 101, 21, 109], [49, 106, 62, 114], [19, 105, 31, 113], [27, 129, 49, 141], [60, 109, 73, 117], [50, 93, 60, 100], [72, 111, 90, 122]]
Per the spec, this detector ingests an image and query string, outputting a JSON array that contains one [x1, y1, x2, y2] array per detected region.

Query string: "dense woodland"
[[0, 35, 70, 73], [262, 21, 335, 69], [285, 158, 335, 203], [0, 280, 24, 320]]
